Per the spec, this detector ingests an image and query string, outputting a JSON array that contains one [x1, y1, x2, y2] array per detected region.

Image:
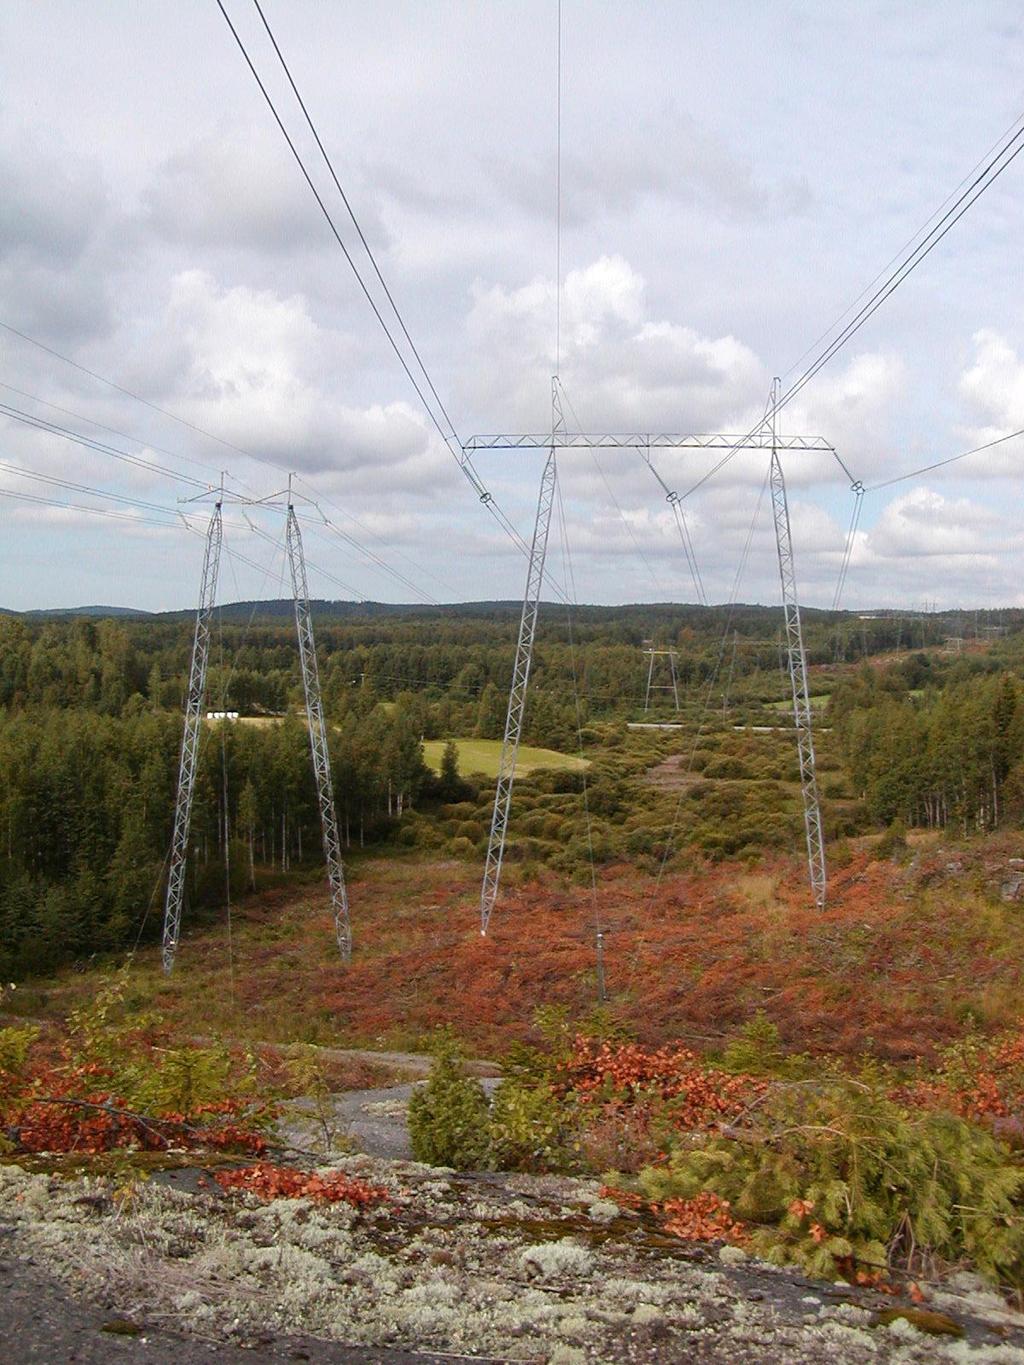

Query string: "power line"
[[780, 110, 1024, 385], [0, 318, 261, 463], [291, 472, 457, 598], [555, 0, 562, 376], [680, 112, 1024, 502], [214, 8, 470, 481], [832, 485, 864, 611], [299, 505, 438, 606], [213, 0, 540, 568], [776, 119, 1024, 419], [0, 486, 184, 531], [0, 392, 446, 604], [249, 0, 461, 451], [245, 515, 363, 600], [0, 401, 213, 491], [555, 379, 666, 595], [0, 457, 190, 516], [867, 426, 1024, 492], [0, 381, 228, 484]]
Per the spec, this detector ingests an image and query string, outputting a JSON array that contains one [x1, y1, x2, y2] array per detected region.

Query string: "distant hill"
[[150, 598, 530, 623], [11, 605, 154, 620]]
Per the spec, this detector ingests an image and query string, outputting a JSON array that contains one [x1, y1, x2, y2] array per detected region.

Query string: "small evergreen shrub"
[[407, 1039, 490, 1170], [635, 1073, 1024, 1286]]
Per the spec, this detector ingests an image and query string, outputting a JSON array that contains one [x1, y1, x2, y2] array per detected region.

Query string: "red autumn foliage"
[[899, 1019, 1024, 1129], [556, 1035, 762, 1131], [599, 1183, 647, 1211], [1, 1037, 271, 1157], [213, 1162, 389, 1207], [6, 1081, 269, 1156], [659, 1192, 747, 1244]]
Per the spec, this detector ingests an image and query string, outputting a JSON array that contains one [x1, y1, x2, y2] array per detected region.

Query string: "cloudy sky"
[[1, 0, 1023, 612]]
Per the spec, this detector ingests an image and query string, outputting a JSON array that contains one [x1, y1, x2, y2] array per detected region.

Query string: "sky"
[[1, 0, 1023, 612]]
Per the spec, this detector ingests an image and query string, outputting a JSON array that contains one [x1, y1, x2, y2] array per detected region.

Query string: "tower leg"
[[767, 393, 827, 909], [480, 449, 557, 933], [162, 501, 223, 973], [286, 503, 352, 960]]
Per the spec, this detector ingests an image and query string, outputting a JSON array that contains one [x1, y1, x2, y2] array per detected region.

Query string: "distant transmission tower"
[[286, 486, 351, 961], [766, 378, 827, 909], [465, 392, 836, 919], [642, 648, 681, 712], [162, 479, 352, 971], [479, 382, 561, 935], [162, 491, 223, 973]]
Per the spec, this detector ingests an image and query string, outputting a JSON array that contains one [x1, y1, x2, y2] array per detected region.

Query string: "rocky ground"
[[4, 1078, 1024, 1363]]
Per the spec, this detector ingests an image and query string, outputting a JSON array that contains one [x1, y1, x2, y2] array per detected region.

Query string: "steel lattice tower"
[[479, 386, 562, 934], [286, 497, 352, 960], [766, 379, 827, 908], [162, 497, 223, 973], [465, 401, 835, 917], [642, 648, 681, 711]]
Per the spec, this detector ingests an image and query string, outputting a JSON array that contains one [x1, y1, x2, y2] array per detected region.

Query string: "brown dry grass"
[[19, 837, 1024, 1065]]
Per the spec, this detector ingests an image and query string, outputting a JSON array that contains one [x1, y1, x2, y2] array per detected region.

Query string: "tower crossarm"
[[464, 432, 835, 452]]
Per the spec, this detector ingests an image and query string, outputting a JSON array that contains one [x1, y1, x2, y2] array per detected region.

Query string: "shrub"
[[407, 1039, 490, 1170], [721, 1013, 800, 1077], [875, 818, 908, 860], [488, 1077, 576, 1172], [0, 1024, 39, 1100], [703, 756, 752, 780], [635, 1073, 1024, 1287]]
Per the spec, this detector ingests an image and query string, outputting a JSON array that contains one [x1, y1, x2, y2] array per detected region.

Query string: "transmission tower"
[[479, 384, 561, 934], [766, 378, 827, 909], [286, 489, 352, 961], [642, 648, 681, 711], [162, 494, 223, 973], [466, 403, 835, 917]]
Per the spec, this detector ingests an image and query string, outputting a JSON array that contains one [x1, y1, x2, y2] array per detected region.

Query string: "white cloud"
[[866, 486, 1003, 559], [464, 254, 765, 433], [156, 270, 457, 494], [144, 129, 389, 256], [951, 331, 1024, 478]]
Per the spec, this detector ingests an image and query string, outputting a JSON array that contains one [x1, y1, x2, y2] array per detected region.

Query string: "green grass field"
[[765, 695, 829, 711], [422, 737, 589, 779]]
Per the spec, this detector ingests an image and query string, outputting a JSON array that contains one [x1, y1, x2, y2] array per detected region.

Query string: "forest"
[[1, 598, 1023, 979]]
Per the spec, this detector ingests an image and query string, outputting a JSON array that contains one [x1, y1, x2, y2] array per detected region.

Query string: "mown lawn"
[[422, 737, 589, 779], [764, 695, 829, 711]]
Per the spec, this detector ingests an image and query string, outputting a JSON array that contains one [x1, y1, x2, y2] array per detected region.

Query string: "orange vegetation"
[[213, 1164, 389, 1207], [28, 839, 1024, 1063]]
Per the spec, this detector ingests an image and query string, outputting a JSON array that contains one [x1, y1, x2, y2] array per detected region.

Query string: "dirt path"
[[281, 1044, 502, 1080], [282, 1078, 502, 1161]]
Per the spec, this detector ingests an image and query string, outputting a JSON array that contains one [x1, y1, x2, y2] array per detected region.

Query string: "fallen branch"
[[11, 1095, 316, 1158]]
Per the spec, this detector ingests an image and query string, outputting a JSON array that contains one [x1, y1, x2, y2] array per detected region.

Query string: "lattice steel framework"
[[642, 648, 681, 711], [465, 431, 835, 452], [286, 500, 352, 960], [162, 499, 223, 973], [467, 407, 833, 914], [766, 380, 828, 909], [479, 394, 562, 934]]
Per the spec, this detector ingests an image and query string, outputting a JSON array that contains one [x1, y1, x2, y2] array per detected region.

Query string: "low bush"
[[407, 1038, 490, 1170], [635, 1073, 1024, 1287], [488, 1077, 576, 1172]]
